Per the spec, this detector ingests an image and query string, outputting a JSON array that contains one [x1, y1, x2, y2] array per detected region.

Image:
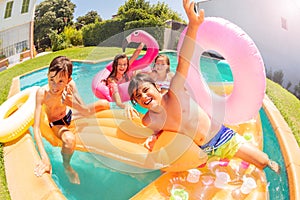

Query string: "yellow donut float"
[[0, 86, 39, 143]]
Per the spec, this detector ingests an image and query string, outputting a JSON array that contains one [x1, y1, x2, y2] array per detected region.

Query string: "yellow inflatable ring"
[[0, 86, 39, 143]]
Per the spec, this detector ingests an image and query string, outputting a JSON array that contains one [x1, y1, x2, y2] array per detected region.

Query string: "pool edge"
[[4, 78, 66, 200], [263, 95, 300, 200], [4, 76, 299, 200]]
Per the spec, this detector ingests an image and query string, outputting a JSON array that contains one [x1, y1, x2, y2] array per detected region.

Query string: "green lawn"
[[266, 79, 300, 144], [0, 47, 299, 199]]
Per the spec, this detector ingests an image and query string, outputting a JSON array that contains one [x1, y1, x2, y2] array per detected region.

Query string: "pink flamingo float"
[[91, 30, 159, 102]]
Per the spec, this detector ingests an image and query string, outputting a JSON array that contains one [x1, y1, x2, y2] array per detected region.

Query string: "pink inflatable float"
[[177, 17, 266, 125], [92, 30, 159, 101]]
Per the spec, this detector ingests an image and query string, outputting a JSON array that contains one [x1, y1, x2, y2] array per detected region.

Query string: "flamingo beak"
[[122, 36, 130, 52]]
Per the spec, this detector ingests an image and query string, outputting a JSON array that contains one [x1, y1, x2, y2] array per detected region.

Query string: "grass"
[[266, 79, 300, 145], [0, 47, 300, 199]]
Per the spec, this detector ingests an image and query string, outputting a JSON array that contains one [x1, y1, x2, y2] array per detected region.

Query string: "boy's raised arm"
[[176, 0, 205, 79]]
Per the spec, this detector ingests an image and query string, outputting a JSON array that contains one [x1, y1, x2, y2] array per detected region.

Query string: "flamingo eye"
[[134, 31, 139, 36]]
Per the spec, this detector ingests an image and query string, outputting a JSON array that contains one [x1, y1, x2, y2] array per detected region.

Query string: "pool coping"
[[4, 77, 66, 200], [4, 72, 300, 199], [262, 95, 300, 200]]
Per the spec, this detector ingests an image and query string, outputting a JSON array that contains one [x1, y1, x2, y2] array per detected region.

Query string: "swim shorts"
[[200, 125, 248, 158], [49, 110, 72, 128]]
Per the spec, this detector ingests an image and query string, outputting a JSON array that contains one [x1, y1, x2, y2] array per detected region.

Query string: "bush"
[[81, 23, 96, 46], [82, 19, 125, 47], [63, 26, 83, 46], [0, 54, 6, 60], [81, 17, 166, 49], [49, 31, 68, 51]]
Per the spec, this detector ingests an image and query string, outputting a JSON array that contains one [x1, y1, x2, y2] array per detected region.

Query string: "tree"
[[294, 81, 300, 99], [117, 0, 151, 17], [266, 67, 273, 80], [76, 10, 102, 29], [113, 0, 184, 49], [116, 0, 183, 24], [272, 70, 284, 85], [286, 81, 292, 91], [151, 2, 183, 22], [34, 0, 76, 51], [81, 0, 183, 47]]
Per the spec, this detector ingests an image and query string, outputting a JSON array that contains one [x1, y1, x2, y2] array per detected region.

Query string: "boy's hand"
[[144, 135, 159, 151], [34, 159, 52, 177], [124, 103, 139, 120], [183, 0, 205, 27]]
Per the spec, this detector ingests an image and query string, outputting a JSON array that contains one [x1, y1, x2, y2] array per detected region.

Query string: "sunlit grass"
[[266, 79, 300, 145]]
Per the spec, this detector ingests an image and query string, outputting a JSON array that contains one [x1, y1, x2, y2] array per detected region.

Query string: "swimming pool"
[[260, 109, 289, 199], [20, 52, 232, 104], [21, 51, 288, 199]]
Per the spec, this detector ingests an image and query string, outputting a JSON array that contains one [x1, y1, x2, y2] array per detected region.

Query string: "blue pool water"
[[21, 52, 288, 199], [31, 136, 161, 200], [260, 109, 289, 199]]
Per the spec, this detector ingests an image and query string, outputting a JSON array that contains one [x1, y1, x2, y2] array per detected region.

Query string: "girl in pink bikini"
[[106, 43, 144, 109], [149, 54, 175, 94]]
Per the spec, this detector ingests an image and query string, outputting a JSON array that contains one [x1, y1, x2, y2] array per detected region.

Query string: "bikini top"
[[156, 80, 171, 89], [155, 72, 174, 89]]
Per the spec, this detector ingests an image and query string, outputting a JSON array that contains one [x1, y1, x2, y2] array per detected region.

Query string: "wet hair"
[[107, 54, 130, 82], [48, 56, 73, 78], [128, 73, 156, 105], [154, 54, 171, 73]]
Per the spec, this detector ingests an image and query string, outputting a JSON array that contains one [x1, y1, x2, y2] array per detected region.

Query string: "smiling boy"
[[33, 56, 109, 184], [128, 0, 280, 173]]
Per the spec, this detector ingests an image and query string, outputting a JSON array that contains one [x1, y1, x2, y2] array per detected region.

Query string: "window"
[[16, 40, 28, 53], [3, 40, 28, 57], [21, 0, 30, 14], [4, 1, 14, 18]]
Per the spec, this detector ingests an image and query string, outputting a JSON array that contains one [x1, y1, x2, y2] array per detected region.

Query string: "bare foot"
[[268, 160, 281, 174], [65, 166, 80, 184]]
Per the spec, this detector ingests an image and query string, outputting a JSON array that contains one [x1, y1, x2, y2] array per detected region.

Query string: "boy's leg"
[[234, 143, 280, 173], [60, 129, 80, 184]]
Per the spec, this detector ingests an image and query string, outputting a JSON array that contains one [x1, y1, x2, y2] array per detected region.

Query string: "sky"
[[36, 0, 188, 21]]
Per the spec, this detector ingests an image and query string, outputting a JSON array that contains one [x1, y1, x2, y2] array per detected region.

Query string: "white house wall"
[[1, 23, 30, 47], [0, 0, 36, 30], [200, 0, 300, 87], [0, 0, 36, 61]]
